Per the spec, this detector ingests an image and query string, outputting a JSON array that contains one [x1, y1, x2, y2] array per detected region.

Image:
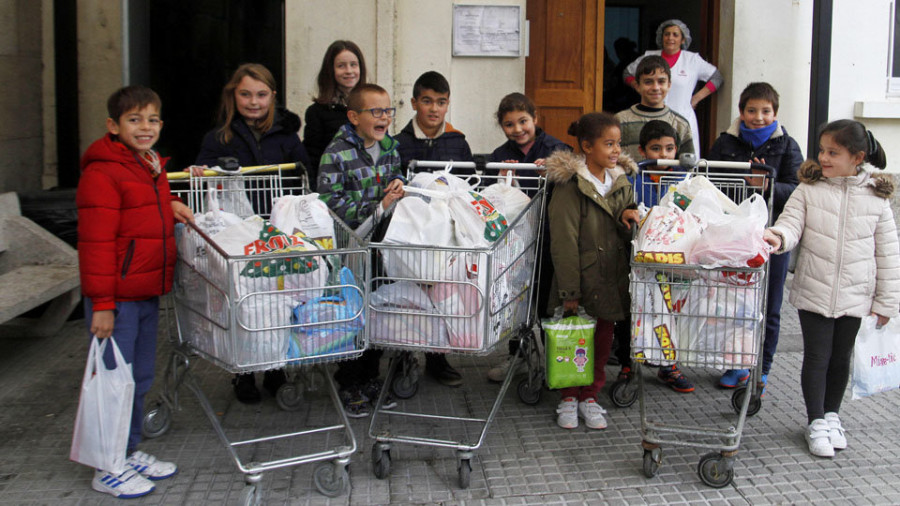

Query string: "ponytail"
[[569, 112, 619, 151], [818, 119, 887, 170]]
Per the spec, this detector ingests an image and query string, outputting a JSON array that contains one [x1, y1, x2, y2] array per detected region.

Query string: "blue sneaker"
[[719, 369, 750, 388], [759, 374, 768, 397]]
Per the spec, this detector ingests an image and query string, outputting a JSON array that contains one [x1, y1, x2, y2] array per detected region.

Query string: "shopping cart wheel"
[[313, 462, 349, 497], [141, 402, 171, 439], [731, 386, 762, 417], [458, 459, 472, 489], [372, 444, 391, 479], [642, 448, 661, 477], [275, 383, 303, 411], [697, 452, 734, 488], [391, 373, 419, 399], [516, 378, 542, 405], [610, 379, 638, 408], [238, 483, 262, 506]]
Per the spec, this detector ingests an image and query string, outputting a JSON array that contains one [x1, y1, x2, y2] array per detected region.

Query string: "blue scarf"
[[739, 121, 778, 149]]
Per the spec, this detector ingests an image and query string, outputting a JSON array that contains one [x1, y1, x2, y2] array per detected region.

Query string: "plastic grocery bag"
[[428, 280, 483, 350], [206, 177, 255, 218], [689, 193, 771, 269], [659, 175, 739, 214], [287, 267, 364, 359], [408, 168, 477, 192], [543, 307, 596, 389], [370, 281, 448, 347], [70, 337, 134, 473], [851, 316, 900, 400], [632, 205, 704, 265], [270, 193, 336, 250], [631, 269, 688, 366], [479, 172, 531, 222], [381, 188, 459, 281]]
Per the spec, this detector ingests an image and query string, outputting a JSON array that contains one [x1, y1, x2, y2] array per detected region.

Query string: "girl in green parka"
[[545, 113, 640, 430]]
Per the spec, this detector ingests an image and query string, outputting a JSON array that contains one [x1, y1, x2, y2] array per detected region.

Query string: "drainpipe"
[[807, 0, 833, 159]]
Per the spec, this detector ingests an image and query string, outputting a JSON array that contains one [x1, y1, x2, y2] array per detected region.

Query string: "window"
[[889, 1, 900, 94]]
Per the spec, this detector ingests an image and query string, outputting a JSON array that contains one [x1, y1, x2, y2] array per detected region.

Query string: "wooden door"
[[526, 0, 604, 148]]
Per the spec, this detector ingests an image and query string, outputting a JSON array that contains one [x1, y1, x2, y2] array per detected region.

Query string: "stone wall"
[[0, 1, 43, 194]]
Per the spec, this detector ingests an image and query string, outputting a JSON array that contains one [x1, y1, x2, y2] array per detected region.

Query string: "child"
[[708, 82, 802, 391], [544, 112, 640, 429], [317, 83, 404, 417], [613, 120, 695, 393], [76, 85, 194, 498], [196, 63, 310, 404], [395, 70, 474, 175], [304, 40, 368, 181], [615, 56, 693, 163], [763, 120, 898, 457], [394, 70, 473, 386], [485, 92, 572, 382]]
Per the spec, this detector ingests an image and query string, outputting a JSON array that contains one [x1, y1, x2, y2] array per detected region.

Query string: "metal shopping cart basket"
[[625, 156, 775, 488], [366, 161, 547, 488], [143, 164, 368, 501]]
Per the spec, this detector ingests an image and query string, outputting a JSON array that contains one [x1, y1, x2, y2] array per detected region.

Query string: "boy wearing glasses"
[[318, 83, 404, 417]]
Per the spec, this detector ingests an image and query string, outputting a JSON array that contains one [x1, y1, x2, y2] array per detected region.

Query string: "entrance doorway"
[[526, 0, 719, 152], [147, 1, 286, 170]]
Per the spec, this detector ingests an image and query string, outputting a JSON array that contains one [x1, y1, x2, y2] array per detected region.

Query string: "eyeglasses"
[[357, 107, 396, 118]]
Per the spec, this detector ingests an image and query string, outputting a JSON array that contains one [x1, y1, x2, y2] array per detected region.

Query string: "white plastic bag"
[[206, 177, 255, 218], [270, 193, 336, 250], [70, 337, 135, 473], [851, 316, 900, 400], [370, 281, 448, 347], [631, 269, 688, 366], [478, 172, 531, 222], [689, 193, 771, 269], [659, 175, 740, 214], [632, 205, 704, 265], [408, 169, 477, 192]]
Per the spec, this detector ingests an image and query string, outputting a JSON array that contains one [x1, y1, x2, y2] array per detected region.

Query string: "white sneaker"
[[92, 468, 155, 498], [487, 356, 525, 383], [578, 399, 608, 429], [806, 419, 835, 458], [824, 412, 847, 450], [126, 451, 178, 480], [556, 397, 578, 429]]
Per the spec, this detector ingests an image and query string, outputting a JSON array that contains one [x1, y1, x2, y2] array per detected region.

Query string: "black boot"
[[232, 373, 261, 404], [425, 353, 462, 387]]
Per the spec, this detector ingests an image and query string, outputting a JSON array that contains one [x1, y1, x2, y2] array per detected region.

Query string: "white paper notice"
[[453, 5, 520, 57]]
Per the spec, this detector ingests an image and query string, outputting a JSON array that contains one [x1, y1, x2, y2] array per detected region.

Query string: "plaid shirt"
[[316, 123, 404, 228]]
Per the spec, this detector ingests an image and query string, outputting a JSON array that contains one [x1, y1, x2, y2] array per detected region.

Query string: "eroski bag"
[[70, 337, 135, 473], [543, 307, 596, 389]]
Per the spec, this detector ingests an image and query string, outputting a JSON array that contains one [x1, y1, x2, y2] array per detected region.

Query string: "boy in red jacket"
[[76, 85, 193, 498]]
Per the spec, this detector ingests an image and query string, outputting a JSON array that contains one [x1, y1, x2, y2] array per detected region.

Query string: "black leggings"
[[799, 310, 861, 424]]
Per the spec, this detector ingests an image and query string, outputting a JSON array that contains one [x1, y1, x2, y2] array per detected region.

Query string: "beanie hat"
[[656, 19, 692, 50]]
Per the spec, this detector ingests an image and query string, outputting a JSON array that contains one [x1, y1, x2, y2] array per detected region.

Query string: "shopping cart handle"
[[166, 162, 298, 180]]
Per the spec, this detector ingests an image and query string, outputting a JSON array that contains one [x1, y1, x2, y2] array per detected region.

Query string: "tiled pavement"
[[1, 274, 899, 505]]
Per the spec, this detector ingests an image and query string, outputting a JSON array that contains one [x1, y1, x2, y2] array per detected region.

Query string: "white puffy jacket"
[[769, 161, 899, 319]]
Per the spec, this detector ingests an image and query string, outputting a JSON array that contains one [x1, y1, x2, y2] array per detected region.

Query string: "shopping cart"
[[143, 166, 368, 501], [366, 161, 546, 488], [626, 156, 775, 487]]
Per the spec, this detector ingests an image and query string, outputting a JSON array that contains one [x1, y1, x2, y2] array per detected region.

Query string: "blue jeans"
[[762, 252, 790, 375], [85, 297, 159, 454]]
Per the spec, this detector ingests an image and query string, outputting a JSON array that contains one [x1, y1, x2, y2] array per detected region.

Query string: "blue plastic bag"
[[287, 267, 363, 359]]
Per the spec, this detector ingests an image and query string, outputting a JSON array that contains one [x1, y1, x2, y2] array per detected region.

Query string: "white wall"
[[718, 0, 813, 157], [286, 0, 526, 155], [831, 0, 900, 173]]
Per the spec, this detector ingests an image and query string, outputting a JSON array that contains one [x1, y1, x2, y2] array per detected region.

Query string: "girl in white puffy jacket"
[[764, 120, 899, 459]]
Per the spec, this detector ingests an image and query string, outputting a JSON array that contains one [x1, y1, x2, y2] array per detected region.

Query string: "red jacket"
[[76, 134, 177, 311]]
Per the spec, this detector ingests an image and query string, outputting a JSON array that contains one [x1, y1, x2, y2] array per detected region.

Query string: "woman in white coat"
[[624, 19, 723, 155]]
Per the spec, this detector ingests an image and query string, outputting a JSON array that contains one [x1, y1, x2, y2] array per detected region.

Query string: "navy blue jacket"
[[707, 119, 802, 219], [303, 101, 350, 175], [395, 120, 475, 175], [196, 108, 311, 178], [488, 128, 572, 188]]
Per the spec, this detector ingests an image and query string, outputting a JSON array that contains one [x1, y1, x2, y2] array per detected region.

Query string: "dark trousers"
[[613, 318, 631, 368], [798, 309, 861, 424], [334, 349, 384, 390], [85, 297, 159, 454], [762, 252, 790, 374]]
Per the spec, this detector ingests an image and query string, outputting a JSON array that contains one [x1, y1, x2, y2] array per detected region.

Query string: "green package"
[[543, 313, 595, 389]]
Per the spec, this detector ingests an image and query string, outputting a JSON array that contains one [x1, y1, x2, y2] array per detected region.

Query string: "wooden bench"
[[0, 192, 80, 337]]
